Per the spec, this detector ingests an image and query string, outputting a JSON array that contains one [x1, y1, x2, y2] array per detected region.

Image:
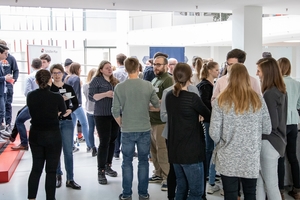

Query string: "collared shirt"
[[113, 65, 128, 83], [24, 69, 40, 97]]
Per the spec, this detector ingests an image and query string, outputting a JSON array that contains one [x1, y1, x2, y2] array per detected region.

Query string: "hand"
[[106, 90, 114, 98], [62, 96, 69, 101], [199, 115, 204, 122], [63, 109, 72, 117], [5, 74, 12, 81]]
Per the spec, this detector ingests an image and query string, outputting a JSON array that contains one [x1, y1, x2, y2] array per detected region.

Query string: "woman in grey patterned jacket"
[[210, 63, 271, 200]]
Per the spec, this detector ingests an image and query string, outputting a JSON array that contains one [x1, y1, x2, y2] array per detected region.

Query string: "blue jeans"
[[4, 84, 13, 125], [16, 106, 31, 146], [56, 120, 74, 181], [71, 106, 91, 148], [204, 122, 216, 185], [86, 113, 96, 148], [121, 131, 150, 197], [0, 95, 5, 124], [173, 162, 204, 200]]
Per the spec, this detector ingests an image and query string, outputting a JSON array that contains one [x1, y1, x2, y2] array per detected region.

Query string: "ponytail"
[[201, 63, 209, 80], [173, 82, 182, 97], [195, 58, 203, 80]]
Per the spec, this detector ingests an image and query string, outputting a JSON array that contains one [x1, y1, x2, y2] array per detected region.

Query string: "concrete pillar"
[[116, 11, 129, 56], [232, 6, 262, 76]]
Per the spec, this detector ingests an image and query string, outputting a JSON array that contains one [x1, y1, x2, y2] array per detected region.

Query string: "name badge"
[[155, 87, 159, 93], [59, 89, 66, 93]]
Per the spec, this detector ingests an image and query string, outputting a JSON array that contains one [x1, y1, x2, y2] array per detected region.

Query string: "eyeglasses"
[[52, 72, 62, 75], [226, 62, 235, 67], [153, 63, 166, 67]]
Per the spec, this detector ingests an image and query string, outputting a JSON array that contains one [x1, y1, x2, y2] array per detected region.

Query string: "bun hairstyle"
[[201, 61, 218, 80], [35, 69, 51, 89], [173, 63, 192, 97]]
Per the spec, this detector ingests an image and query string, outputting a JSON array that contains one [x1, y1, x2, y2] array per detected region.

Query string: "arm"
[[160, 89, 169, 122], [112, 86, 122, 125], [57, 95, 67, 116], [211, 79, 221, 101], [24, 76, 32, 97], [209, 100, 223, 144], [69, 86, 79, 112], [263, 91, 279, 135], [150, 86, 160, 108], [198, 84, 213, 110], [194, 94, 211, 122], [261, 98, 272, 135], [10, 56, 19, 82]]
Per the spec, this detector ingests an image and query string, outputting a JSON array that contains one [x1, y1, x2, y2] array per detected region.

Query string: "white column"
[[116, 11, 129, 55], [295, 46, 300, 81], [232, 6, 262, 76]]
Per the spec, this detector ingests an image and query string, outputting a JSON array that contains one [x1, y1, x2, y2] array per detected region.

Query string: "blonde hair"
[[218, 63, 262, 114], [86, 68, 97, 83]]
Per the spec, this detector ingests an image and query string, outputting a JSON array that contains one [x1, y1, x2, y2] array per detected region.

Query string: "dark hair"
[[262, 52, 272, 58], [173, 63, 192, 97], [96, 60, 119, 86], [31, 58, 42, 69], [201, 62, 218, 80], [153, 52, 168, 59], [35, 69, 51, 89], [50, 64, 64, 73], [277, 57, 291, 76], [69, 62, 81, 76], [64, 58, 73, 67], [226, 49, 246, 63], [124, 57, 139, 74], [256, 57, 286, 94], [40, 54, 51, 62], [116, 53, 127, 65], [154, 56, 168, 65], [0, 44, 9, 53], [148, 59, 153, 65]]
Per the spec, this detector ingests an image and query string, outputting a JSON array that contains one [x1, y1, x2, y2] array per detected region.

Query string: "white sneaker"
[[207, 184, 220, 194], [220, 188, 224, 196]]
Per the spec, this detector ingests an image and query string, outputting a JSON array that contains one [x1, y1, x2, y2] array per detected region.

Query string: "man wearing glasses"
[[211, 48, 261, 101], [148, 52, 173, 191], [167, 58, 178, 75]]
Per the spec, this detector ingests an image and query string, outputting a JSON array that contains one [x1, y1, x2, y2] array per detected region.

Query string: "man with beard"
[[148, 52, 173, 191]]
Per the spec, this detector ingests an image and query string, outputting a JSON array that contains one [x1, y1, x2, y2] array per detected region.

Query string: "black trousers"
[[94, 116, 119, 170], [278, 124, 300, 190], [28, 128, 62, 200]]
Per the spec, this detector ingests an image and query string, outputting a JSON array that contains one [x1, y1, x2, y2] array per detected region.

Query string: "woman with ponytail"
[[191, 56, 203, 86], [27, 69, 67, 200], [165, 63, 211, 199]]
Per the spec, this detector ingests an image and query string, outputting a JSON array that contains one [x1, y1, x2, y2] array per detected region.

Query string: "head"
[[256, 57, 286, 94], [172, 63, 192, 97], [31, 58, 42, 70], [192, 56, 203, 80], [201, 62, 220, 80], [226, 49, 246, 73], [124, 57, 139, 74], [218, 63, 262, 114], [50, 64, 64, 82], [262, 52, 272, 58], [64, 58, 73, 74], [277, 57, 291, 76], [40, 54, 51, 69], [69, 62, 81, 76], [35, 69, 52, 89], [96, 60, 118, 86], [146, 59, 153, 66], [86, 68, 97, 83], [168, 58, 178, 74], [153, 56, 168, 76], [0, 44, 9, 61], [0, 40, 7, 46], [116, 53, 127, 66], [153, 52, 168, 59]]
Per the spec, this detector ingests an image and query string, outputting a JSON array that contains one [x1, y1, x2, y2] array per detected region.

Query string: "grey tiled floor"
[[0, 141, 295, 200]]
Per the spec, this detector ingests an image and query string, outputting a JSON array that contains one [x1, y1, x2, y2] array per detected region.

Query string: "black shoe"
[[92, 147, 97, 157], [105, 164, 118, 177], [66, 180, 81, 190], [56, 175, 62, 188], [98, 170, 107, 185]]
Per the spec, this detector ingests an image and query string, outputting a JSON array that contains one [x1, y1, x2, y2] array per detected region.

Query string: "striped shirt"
[[88, 75, 114, 116]]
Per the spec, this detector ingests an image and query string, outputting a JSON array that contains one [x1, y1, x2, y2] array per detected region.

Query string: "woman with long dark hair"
[[27, 69, 66, 200], [256, 58, 287, 200], [88, 60, 119, 185]]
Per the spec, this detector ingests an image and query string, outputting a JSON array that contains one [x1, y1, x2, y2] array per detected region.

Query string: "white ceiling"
[[1, 0, 300, 14]]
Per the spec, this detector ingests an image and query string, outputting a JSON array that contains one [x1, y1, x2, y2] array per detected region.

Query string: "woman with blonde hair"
[[166, 63, 210, 199], [88, 60, 119, 185], [83, 68, 98, 157], [277, 57, 300, 199], [210, 63, 271, 200], [191, 56, 203, 86], [256, 57, 287, 200]]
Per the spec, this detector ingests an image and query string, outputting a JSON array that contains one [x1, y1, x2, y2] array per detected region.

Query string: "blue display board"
[[149, 47, 185, 62]]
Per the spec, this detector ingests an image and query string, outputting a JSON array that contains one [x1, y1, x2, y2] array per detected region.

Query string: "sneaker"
[[133, 152, 138, 157], [87, 147, 92, 153], [161, 181, 168, 191], [114, 154, 120, 160], [66, 180, 81, 190], [105, 164, 118, 177], [220, 189, 224, 196], [139, 194, 150, 200], [73, 146, 79, 153], [92, 147, 97, 157], [207, 184, 220, 194], [98, 170, 107, 185], [77, 137, 85, 143], [119, 194, 132, 200], [149, 175, 163, 183], [288, 187, 300, 199]]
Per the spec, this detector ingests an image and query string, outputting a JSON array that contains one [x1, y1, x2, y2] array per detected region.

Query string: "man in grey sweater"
[[112, 57, 160, 200]]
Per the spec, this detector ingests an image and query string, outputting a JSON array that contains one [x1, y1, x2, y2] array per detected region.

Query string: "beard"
[[154, 69, 165, 76]]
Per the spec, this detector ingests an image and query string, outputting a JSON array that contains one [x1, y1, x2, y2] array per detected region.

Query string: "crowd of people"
[[0, 44, 299, 200]]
